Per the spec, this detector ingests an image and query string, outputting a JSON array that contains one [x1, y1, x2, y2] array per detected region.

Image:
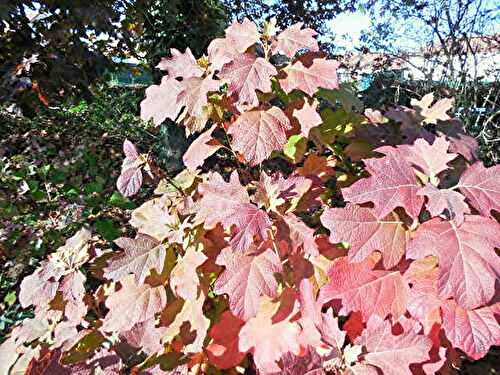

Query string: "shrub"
[[1, 19, 499, 374]]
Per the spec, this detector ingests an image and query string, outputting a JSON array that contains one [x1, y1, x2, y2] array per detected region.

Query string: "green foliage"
[[0, 85, 154, 338], [132, 0, 229, 69]]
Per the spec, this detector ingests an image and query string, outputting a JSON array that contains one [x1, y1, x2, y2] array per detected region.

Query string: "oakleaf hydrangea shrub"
[[1, 19, 499, 375]]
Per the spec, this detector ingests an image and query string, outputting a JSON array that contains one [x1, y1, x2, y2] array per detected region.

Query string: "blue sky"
[[329, 11, 372, 50]]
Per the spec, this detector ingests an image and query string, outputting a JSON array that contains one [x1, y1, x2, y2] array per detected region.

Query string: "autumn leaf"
[[102, 276, 167, 333], [271, 22, 319, 58], [140, 76, 182, 125], [319, 254, 409, 320], [220, 53, 277, 109], [225, 18, 260, 53], [170, 245, 207, 300], [280, 57, 339, 96], [457, 162, 500, 218], [156, 48, 203, 79], [228, 107, 292, 165], [214, 247, 282, 321], [293, 99, 322, 137], [238, 297, 301, 373], [183, 124, 222, 171], [441, 300, 500, 360], [342, 153, 424, 220], [321, 204, 409, 269], [104, 234, 167, 284], [355, 316, 433, 375], [407, 216, 500, 310], [206, 311, 247, 369]]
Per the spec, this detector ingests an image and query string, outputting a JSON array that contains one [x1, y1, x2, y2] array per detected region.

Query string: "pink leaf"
[[183, 124, 222, 171], [59, 271, 87, 323], [225, 18, 260, 53], [220, 53, 277, 109], [442, 300, 500, 360], [227, 204, 272, 252], [281, 213, 319, 257], [458, 162, 500, 218], [228, 107, 292, 165], [195, 172, 271, 251], [156, 48, 203, 79], [355, 316, 433, 375], [417, 184, 470, 224], [238, 297, 301, 373], [207, 37, 239, 71], [102, 276, 167, 333], [140, 76, 182, 125], [280, 57, 339, 96], [377, 136, 457, 178], [196, 171, 250, 229], [321, 204, 409, 269], [104, 234, 166, 284], [170, 245, 207, 300], [293, 100, 322, 137], [272, 22, 319, 58], [177, 75, 221, 119], [342, 153, 424, 220], [319, 255, 409, 320], [407, 216, 500, 309], [404, 258, 443, 334], [119, 318, 167, 355], [215, 247, 282, 321], [117, 167, 143, 197]]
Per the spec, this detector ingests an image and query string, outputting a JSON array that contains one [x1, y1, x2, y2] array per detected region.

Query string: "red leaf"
[[321, 204, 409, 269], [214, 247, 282, 321], [140, 76, 182, 125], [228, 107, 292, 165], [407, 216, 500, 309], [442, 300, 500, 360], [355, 316, 433, 375], [342, 153, 424, 220], [319, 255, 409, 320], [156, 48, 203, 79], [272, 22, 319, 58], [457, 162, 500, 218], [104, 234, 167, 284], [280, 57, 339, 96], [206, 311, 246, 369], [220, 53, 277, 109]]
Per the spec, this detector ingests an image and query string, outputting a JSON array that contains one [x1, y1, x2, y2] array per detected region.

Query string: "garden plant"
[[0, 19, 499, 374]]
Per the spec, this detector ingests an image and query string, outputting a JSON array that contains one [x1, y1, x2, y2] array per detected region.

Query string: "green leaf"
[[318, 85, 363, 113], [95, 219, 120, 241], [4, 291, 16, 306], [108, 191, 136, 210], [283, 135, 307, 163]]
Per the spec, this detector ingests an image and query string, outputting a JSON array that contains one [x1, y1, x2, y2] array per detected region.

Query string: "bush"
[[1, 19, 499, 374]]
